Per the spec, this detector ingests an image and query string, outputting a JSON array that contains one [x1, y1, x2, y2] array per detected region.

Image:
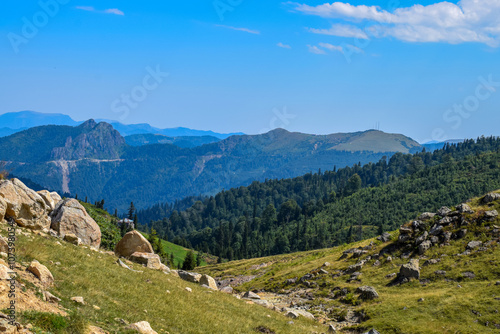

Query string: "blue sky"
[[1, 0, 499, 142]]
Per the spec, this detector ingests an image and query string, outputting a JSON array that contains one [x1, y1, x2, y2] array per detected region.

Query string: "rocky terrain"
[[1, 177, 499, 333]]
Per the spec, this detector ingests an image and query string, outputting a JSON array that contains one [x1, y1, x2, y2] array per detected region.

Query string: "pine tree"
[[182, 251, 196, 270], [128, 202, 136, 220], [196, 252, 202, 267]]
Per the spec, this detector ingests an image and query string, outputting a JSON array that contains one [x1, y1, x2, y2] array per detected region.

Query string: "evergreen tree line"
[[138, 137, 500, 260]]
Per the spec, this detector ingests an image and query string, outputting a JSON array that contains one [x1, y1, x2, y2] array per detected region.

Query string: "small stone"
[[27, 260, 54, 287], [71, 296, 85, 305], [467, 241, 482, 250], [185, 287, 192, 292], [286, 311, 299, 319], [243, 291, 261, 299], [462, 271, 475, 279], [435, 270, 446, 276], [93, 305, 101, 310], [356, 286, 379, 300], [418, 298, 424, 302], [327, 324, 337, 333], [43, 291, 61, 303], [126, 321, 158, 334], [220, 286, 233, 294]]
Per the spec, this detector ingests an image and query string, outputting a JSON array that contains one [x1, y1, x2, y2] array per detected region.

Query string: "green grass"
[[5, 228, 321, 334], [198, 191, 500, 333]]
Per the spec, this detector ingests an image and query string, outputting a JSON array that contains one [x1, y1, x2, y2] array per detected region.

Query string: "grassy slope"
[[199, 192, 500, 334], [9, 230, 321, 334]]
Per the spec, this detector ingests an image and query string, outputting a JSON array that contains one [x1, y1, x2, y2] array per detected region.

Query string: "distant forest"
[[138, 137, 500, 261]]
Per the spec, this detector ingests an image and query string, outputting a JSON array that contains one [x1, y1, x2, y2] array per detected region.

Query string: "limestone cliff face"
[[50, 120, 125, 160]]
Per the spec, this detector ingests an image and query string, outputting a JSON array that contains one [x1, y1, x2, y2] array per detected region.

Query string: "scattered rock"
[[50, 199, 101, 248], [160, 264, 170, 274], [284, 278, 297, 285], [373, 260, 381, 266], [327, 324, 337, 333], [363, 330, 381, 334], [399, 259, 420, 280], [243, 291, 261, 299], [467, 241, 483, 250], [0, 236, 8, 253], [178, 270, 202, 283], [43, 291, 61, 303], [199, 274, 218, 290], [437, 206, 452, 217], [462, 271, 476, 279], [129, 252, 162, 270], [27, 260, 54, 286], [345, 263, 363, 274], [63, 233, 81, 246], [220, 286, 233, 294], [399, 226, 413, 235], [356, 286, 379, 300], [415, 231, 428, 245], [418, 240, 432, 255], [285, 311, 299, 319], [482, 192, 500, 204], [434, 270, 446, 276], [456, 203, 474, 214], [484, 210, 498, 221], [322, 262, 331, 267], [377, 232, 391, 242], [88, 325, 109, 334], [126, 321, 158, 334], [386, 256, 393, 262], [0, 264, 11, 280], [418, 298, 424, 302], [418, 212, 435, 220], [71, 296, 85, 305], [185, 287, 192, 293], [429, 225, 443, 236], [115, 230, 153, 258], [0, 178, 51, 230]]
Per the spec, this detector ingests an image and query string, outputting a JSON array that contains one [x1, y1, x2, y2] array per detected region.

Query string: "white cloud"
[[216, 25, 260, 35], [307, 44, 327, 54], [318, 42, 343, 53], [76, 6, 125, 16], [308, 24, 369, 39], [277, 42, 292, 49], [292, 0, 500, 46], [104, 8, 125, 16]]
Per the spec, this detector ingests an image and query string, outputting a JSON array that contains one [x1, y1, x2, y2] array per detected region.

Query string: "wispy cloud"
[[215, 25, 260, 35], [308, 24, 368, 39], [277, 42, 291, 49], [76, 6, 125, 16], [307, 45, 326, 55], [318, 43, 343, 53], [292, 0, 500, 47]]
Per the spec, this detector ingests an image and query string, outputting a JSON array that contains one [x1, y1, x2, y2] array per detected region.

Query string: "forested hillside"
[[140, 137, 500, 260], [0, 121, 420, 211]]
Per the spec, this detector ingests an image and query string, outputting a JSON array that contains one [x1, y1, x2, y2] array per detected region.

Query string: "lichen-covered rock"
[[482, 192, 500, 204], [456, 203, 474, 214], [115, 230, 153, 258], [418, 212, 435, 220], [0, 178, 50, 230], [50, 199, 101, 248], [418, 240, 432, 255], [437, 206, 452, 217]]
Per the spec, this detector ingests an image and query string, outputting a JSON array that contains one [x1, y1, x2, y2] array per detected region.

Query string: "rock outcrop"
[[0, 178, 50, 230], [50, 199, 101, 248], [37, 190, 57, 213], [115, 230, 153, 258], [0, 197, 6, 222]]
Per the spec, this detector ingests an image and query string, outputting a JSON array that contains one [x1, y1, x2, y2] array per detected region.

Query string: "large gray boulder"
[[418, 240, 432, 255], [400, 259, 420, 280], [115, 230, 153, 258], [0, 178, 50, 230], [50, 199, 101, 248]]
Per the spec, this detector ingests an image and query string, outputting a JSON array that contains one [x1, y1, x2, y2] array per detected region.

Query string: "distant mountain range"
[[0, 119, 422, 211], [0, 111, 242, 140]]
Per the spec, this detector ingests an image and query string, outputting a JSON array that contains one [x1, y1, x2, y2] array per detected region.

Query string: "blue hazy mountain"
[[0, 111, 244, 140]]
